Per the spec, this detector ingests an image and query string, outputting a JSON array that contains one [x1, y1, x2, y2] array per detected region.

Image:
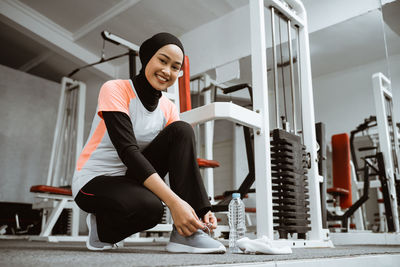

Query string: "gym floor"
[[1, 239, 400, 267]]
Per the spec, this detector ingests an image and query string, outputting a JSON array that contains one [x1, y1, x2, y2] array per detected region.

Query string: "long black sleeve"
[[102, 111, 156, 184]]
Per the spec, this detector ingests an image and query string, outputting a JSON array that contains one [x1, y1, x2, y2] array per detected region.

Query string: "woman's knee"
[[139, 198, 165, 228], [168, 120, 194, 139]]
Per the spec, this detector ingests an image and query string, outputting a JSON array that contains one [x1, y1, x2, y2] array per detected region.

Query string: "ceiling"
[[0, 0, 399, 84]]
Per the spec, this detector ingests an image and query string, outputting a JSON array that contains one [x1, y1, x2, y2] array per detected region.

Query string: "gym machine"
[[327, 132, 380, 232], [349, 115, 397, 232], [29, 77, 86, 242], [180, 0, 332, 247], [371, 72, 400, 232], [205, 81, 311, 240], [329, 73, 400, 245], [249, 0, 328, 245]]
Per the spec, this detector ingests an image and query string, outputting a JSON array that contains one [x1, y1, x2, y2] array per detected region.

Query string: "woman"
[[72, 32, 225, 253]]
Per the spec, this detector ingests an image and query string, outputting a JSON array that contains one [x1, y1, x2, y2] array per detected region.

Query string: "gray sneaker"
[[166, 226, 226, 254], [86, 213, 116, 251]]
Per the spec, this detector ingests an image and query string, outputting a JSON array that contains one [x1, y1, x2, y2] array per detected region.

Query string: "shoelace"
[[201, 223, 212, 236]]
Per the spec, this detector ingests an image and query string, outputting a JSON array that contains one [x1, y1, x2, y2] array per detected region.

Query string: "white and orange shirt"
[[72, 79, 179, 198]]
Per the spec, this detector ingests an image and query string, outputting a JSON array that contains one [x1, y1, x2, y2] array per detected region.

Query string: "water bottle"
[[228, 193, 246, 253]]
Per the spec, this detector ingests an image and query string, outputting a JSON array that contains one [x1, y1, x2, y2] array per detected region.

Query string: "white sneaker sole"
[[86, 214, 114, 251], [166, 242, 226, 254]]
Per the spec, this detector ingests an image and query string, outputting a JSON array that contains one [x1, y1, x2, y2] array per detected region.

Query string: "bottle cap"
[[232, 193, 241, 199]]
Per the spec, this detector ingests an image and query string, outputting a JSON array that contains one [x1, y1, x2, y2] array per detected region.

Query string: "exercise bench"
[[29, 185, 80, 241]]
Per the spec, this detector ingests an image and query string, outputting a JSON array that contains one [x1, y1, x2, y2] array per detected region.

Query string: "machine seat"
[[30, 185, 72, 196]]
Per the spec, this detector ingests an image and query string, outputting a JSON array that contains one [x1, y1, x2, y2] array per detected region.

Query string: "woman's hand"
[[142, 174, 203, 236], [168, 198, 204, 236], [202, 211, 217, 232]]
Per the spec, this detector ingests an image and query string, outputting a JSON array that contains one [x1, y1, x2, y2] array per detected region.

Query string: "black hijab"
[[132, 32, 185, 111]]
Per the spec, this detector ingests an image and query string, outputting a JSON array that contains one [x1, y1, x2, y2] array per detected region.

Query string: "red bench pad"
[[30, 185, 72, 196]]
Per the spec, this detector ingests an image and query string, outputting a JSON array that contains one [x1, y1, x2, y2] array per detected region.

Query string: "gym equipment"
[[210, 83, 312, 240], [326, 133, 375, 232], [206, 80, 311, 239], [329, 73, 400, 245], [372, 73, 400, 233], [180, 0, 331, 247], [329, 134, 353, 211], [315, 123, 328, 229], [349, 116, 396, 232], [250, 1, 326, 244], [29, 77, 86, 241], [326, 74, 400, 233]]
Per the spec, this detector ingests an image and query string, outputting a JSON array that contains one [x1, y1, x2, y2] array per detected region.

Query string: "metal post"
[[315, 122, 327, 229], [288, 20, 297, 134], [250, 0, 273, 238], [203, 89, 215, 202], [278, 16, 288, 125], [297, 2, 325, 241], [47, 77, 86, 187], [46, 78, 68, 186], [372, 72, 400, 232], [271, 7, 280, 129], [296, 27, 304, 143]]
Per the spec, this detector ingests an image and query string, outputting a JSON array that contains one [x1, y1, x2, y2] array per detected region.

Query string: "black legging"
[[74, 121, 211, 243]]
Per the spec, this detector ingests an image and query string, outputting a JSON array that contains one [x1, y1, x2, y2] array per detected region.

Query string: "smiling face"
[[144, 44, 184, 91]]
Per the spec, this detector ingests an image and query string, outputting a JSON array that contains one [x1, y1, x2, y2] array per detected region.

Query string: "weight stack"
[[271, 129, 311, 239]]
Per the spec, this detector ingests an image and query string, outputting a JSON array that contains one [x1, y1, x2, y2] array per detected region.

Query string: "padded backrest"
[[178, 56, 192, 112], [331, 133, 352, 209]]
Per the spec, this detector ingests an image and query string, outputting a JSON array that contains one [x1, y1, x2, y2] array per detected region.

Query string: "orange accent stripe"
[[76, 120, 106, 171], [160, 96, 179, 127], [80, 189, 95, 196], [160, 97, 172, 126]]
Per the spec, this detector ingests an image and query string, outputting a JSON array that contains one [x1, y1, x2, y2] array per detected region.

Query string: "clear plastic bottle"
[[228, 193, 246, 253]]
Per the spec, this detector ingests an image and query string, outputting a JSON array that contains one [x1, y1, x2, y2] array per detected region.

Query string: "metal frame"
[[180, 0, 331, 247], [250, 0, 330, 246], [329, 73, 400, 245], [30, 77, 86, 242], [372, 72, 400, 232], [46, 77, 86, 187], [29, 194, 80, 242], [349, 117, 388, 231], [181, 102, 262, 129]]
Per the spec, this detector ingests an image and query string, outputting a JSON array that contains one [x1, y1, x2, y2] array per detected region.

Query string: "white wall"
[[0, 65, 59, 203]]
